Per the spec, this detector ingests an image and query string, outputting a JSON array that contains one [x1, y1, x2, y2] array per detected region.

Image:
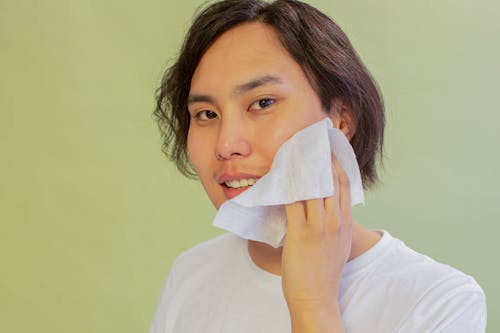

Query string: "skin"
[[187, 22, 381, 332]]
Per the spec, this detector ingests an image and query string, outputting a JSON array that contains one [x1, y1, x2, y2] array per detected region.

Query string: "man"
[[150, 1, 486, 332]]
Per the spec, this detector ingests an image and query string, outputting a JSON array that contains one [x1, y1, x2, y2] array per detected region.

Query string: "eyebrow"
[[233, 75, 283, 96], [187, 75, 283, 105]]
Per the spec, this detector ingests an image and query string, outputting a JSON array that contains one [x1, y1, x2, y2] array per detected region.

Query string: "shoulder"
[[373, 232, 486, 331], [149, 234, 246, 333], [169, 233, 245, 281], [343, 231, 486, 332], [175, 232, 244, 265], [379, 232, 484, 295]]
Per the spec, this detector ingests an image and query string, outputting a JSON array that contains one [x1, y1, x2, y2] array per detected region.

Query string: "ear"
[[328, 98, 356, 141]]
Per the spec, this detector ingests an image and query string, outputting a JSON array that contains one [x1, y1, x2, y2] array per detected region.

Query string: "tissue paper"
[[213, 118, 364, 247]]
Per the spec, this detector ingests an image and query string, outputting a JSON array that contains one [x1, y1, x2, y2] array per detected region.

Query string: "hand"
[[282, 153, 352, 332]]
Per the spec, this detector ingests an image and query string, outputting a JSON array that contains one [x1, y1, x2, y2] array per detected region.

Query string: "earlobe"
[[328, 98, 356, 141]]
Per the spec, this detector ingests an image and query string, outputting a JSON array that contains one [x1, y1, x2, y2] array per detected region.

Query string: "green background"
[[1, 0, 498, 331]]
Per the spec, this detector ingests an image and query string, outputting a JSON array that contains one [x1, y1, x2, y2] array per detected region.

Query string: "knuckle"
[[309, 221, 327, 236], [340, 172, 350, 187], [326, 219, 342, 234]]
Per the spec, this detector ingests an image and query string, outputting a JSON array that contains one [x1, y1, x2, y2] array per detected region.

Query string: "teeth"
[[225, 178, 258, 189]]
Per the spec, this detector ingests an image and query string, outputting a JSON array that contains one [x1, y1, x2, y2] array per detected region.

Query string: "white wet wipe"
[[213, 118, 364, 247]]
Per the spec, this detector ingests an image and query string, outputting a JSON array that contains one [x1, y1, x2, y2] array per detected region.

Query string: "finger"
[[331, 152, 352, 215], [305, 198, 325, 227], [285, 201, 306, 230], [325, 153, 341, 215]]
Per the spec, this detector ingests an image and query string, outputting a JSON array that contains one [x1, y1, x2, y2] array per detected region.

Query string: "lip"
[[217, 172, 262, 200]]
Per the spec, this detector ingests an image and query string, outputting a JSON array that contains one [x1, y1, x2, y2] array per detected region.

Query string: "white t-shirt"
[[149, 231, 486, 333]]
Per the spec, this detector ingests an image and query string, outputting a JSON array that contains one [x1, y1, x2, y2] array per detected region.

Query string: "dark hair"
[[154, 0, 385, 188]]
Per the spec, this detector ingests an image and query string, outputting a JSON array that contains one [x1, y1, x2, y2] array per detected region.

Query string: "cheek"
[[250, 120, 296, 163], [254, 111, 326, 159], [186, 129, 207, 174]]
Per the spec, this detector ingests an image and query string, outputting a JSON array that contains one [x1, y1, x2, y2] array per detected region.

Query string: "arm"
[[288, 302, 345, 333], [282, 154, 351, 333]]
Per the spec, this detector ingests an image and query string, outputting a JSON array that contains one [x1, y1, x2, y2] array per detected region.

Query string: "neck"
[[247, 221, 381, 276]]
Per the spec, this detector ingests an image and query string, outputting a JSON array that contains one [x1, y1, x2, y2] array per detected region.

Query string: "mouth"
[[223, 178, 258, 189], [219, 176, 260, 200]]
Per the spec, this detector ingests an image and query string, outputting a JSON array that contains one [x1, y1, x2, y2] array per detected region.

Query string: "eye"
[[196, 110, 218, 120], [249, 98, 275, 111]]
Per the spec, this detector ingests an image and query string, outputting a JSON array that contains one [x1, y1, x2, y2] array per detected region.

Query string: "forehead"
[[190, 22, 307, 94]]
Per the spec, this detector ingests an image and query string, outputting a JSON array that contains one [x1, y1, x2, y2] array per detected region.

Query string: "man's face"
[[187, 22, 329, 209]]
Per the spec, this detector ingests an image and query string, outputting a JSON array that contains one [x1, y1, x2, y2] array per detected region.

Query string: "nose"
[[215, 116, 252, 160]]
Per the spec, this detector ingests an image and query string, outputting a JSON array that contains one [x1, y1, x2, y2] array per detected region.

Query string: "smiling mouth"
[[224, 178, 258, 189]]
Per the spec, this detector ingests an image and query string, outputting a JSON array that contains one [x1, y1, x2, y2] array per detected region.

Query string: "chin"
[[208, 193, 225, 210]]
